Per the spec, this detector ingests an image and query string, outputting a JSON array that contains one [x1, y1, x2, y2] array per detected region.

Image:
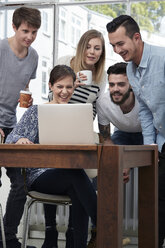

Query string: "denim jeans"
[[0, 128, 27, 241], [111, 130, 143, 145], [3, 168, 26, 240], [31, 168, 97, 248]]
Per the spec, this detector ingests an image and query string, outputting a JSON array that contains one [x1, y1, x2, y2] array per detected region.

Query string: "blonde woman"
[[49, 29, 107, 119]]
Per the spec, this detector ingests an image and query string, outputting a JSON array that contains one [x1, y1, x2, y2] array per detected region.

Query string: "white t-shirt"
[[96, 90, 142, 133]]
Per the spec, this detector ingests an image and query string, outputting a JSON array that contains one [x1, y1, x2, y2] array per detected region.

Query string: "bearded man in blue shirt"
[[106, 15, 165, 248]]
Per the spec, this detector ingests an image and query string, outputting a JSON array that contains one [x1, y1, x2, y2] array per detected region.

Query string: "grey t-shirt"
[[0, 38, 38, 128]]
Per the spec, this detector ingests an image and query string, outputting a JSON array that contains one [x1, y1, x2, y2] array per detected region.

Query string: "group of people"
[[0, 6, 106, 248], [0, 5, 165, 248]]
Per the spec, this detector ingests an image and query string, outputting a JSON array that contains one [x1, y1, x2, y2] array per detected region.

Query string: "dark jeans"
[[158, 147, 165, 248], [0, 128, 27, 241], [111, 130, 143, 145], [31, 168, 97, 248]]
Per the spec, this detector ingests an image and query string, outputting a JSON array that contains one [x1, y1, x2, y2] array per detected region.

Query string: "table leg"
[[138, 150, 158, 248], [97, 145, 123, 248]]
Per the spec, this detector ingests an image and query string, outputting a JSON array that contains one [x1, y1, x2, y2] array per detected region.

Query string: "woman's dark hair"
[[49, 65, 76, 86]]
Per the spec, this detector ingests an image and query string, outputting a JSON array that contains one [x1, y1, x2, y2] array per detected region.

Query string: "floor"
[[27, 237, 165, 248], [22, 238, 65, 248], [23, 237, 138, 248]]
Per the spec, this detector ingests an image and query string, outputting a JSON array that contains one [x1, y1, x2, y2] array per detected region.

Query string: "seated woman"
[[6, 65, 97, 248], [46, 29, 106, 248]]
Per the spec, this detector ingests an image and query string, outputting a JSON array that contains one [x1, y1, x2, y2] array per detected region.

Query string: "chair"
[[0, 203, 6, 248], [21, 169, 71, 248]]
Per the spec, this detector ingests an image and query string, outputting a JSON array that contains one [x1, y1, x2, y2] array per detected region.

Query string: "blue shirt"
[[127, 42, 165, 152]]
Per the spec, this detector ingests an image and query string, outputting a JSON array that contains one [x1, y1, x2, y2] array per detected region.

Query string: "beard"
[[110, 88, 132, 105]]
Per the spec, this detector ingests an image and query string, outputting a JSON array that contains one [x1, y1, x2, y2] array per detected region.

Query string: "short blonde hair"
[[70, 29, 105, 84]]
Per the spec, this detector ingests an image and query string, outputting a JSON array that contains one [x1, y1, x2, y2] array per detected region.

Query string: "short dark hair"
[[49, 65, 76, 86], [106, 15, 140, 38], [107, 62, 127, 76], [13, 7, 41, 29]]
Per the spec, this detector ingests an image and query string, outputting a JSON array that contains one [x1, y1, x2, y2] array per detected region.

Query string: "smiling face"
[[13, 21, 38, 48], [49, 76, 74, 104], [108, 26, 141, 64], [84, 37, 103, 68], [109, 73, 131, 105]]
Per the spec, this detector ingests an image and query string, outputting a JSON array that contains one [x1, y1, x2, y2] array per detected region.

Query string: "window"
[[0, 11, 4, 38], [70, 14, 81, 47], [42, 10, 50, 35], [42, 71, 47, 95], [41, 58, 50, 99], [59, 8, 67, 42]]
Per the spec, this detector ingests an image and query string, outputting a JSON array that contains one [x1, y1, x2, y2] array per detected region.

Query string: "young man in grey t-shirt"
[[0, 7, 41, 248]]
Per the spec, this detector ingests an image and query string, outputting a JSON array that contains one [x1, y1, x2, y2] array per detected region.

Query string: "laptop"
[[38, 103, 95, 145]]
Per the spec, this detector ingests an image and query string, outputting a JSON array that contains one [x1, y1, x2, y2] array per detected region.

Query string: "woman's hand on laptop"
[[16, 138, 34, 144]]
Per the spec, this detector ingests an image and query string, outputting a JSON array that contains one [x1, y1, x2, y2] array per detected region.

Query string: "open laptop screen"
[[38, 103, 94, 145]]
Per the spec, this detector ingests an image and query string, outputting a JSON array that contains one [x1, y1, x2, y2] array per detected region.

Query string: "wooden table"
[[0, 144, 158, 248]]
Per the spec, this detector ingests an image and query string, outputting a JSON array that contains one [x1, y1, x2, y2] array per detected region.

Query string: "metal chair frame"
[[0, 203, 6, 248], [21, 169, 71, 248]]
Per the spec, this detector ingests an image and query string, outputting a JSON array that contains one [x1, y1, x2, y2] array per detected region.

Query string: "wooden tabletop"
[[0, 144, 158, 248]]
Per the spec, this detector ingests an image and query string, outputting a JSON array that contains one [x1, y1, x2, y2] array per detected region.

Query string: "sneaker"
[[87, 228, 96, 248], [122, 237, 131, 246], [0, 238, 36, 248], [87, 228, 131, 247]]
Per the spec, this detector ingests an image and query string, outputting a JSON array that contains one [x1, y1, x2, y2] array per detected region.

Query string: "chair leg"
[[0, 204, 6, 248], [21, 198, 36, 248]]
